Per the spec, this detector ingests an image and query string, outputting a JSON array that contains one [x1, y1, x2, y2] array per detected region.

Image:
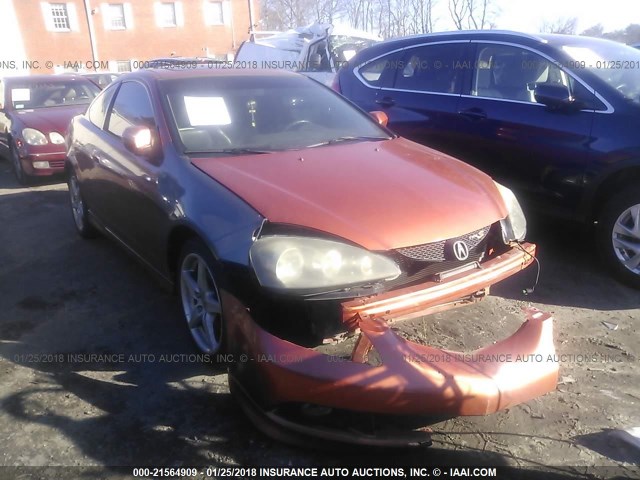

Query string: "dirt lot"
[[0, 159, 639, 479]]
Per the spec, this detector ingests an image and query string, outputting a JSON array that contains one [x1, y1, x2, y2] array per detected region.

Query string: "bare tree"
[[412, 0, 436, 33], [466, 0, 488, 29], [340, 0, 437, 38], [540, 17, 578, 34], [448, 0, 467, 30], [581, 24, 604, 38], [448, 0, 495, 30], [259, 0, 345, 30]]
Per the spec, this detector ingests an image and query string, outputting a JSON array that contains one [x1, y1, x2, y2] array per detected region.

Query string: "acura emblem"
[[452, 240, 470, 261]]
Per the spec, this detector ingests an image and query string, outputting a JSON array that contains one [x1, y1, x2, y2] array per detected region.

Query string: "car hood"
[[192, 137, 508, 251], [14, 105, 88, 134]]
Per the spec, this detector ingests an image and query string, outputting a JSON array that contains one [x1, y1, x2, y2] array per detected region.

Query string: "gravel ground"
[[0, 159, 639, 479]]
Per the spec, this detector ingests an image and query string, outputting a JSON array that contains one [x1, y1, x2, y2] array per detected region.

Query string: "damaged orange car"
[[66, 69, 558, 446]]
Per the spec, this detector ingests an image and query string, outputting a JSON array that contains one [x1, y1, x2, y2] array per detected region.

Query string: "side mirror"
[[123, 125, 156, 156], [369, 110, 388, 127], [534, 84, 575, 110]]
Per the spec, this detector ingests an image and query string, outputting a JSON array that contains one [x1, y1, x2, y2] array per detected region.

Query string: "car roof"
[[350, 30, 632, 64], [371, 30, 546, 48], [123, 68, 304, 82], [2, 74, 90, 83]]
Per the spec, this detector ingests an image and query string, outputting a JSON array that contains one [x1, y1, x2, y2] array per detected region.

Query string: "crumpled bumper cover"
[[226, 242, 558, 419]]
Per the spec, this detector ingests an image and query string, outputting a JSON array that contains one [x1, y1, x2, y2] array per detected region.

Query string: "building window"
[[205, 1, 224, 25], [109, 4, 126, 29], [159, 2, 177, 27], [50, 3, 70, 30], [116, 60, 132, 72]]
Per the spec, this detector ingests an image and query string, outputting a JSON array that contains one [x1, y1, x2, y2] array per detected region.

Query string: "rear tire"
[[597, 187, 640, 289]]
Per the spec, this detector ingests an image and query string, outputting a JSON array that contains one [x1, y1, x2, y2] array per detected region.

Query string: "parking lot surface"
[[0, 160, 639, 478]]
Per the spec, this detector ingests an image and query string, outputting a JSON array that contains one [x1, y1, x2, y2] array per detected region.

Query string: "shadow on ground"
[[492, 215, 639, 312]]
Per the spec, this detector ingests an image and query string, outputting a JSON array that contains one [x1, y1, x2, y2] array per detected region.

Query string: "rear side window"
[[358, 51, 404, 88], [87, 83, 118, 129], [106, 81, 155, 137], [395, 43, 466, 94]]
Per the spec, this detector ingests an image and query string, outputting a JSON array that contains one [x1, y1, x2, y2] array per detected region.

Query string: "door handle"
[[458, 108, 487, 121], [375, 97, 395, 108]]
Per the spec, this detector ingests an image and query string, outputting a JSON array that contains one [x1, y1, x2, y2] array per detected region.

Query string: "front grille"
[[396, 226, 491, 262], [49, 160, 66, 169], [382, 223, 501, 290]]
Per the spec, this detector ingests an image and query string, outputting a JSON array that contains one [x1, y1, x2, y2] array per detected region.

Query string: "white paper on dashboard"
[[12, 88, 31, 102], [184, 96, 231, 126]]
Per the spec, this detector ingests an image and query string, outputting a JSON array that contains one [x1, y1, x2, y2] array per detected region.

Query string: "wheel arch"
[[589, 165, 640, 222], [166, 224, 222, 289]]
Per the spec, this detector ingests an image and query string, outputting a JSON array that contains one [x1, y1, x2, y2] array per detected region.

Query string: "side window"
[[358, 51, 404, 88], [568, 77, 607, 111], [87, 83, 118, 129], [106, 81, 155, 137], [395, 43, 466, 94], [306, 41, 332, 72], [472, 44, 570, 103], [0, 81, 5, 109]]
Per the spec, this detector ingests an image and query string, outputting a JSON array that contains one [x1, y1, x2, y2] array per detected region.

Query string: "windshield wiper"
[[305, 135, 391, 148], [184, 148, 273, 155]]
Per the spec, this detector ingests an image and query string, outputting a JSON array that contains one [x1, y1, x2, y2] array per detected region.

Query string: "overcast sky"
[[432, 0, 640, 33]]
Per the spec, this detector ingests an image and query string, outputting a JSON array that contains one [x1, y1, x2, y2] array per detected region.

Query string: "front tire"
[[178, 239, 225, 354], [68, 172, 97, 238], [10, 141, 29, 185], [597, 187, 640, 289]]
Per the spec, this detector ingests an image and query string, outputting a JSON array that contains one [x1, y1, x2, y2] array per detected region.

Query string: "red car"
[[0, 74, 99, 184], [66, 69, 558, 446]]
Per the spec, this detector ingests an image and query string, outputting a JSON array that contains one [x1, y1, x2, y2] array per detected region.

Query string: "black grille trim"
[[381, 223, 504, 290], [395, 225, 491, 262]]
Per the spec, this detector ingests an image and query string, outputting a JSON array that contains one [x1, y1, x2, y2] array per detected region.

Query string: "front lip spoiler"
[[226, 243, 558, 443]]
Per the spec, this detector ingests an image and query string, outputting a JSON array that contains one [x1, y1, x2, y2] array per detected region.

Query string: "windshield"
[[9, 79, 100, 110], [562, 40, 640, 105], [161, 75, 390, 154]]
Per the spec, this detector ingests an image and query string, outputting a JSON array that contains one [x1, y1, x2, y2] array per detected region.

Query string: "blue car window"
[[107, 81, 156, 137], [87, 82, 118, 129], [472, 44, 570, 103], [395, 43, 465, 94], [358, 51, 404, 88]]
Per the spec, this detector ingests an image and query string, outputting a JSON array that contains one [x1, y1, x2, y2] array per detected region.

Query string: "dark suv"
[[335, 31, 640, 287]]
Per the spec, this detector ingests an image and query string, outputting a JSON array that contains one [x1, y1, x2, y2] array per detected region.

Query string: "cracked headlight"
[[250, 236, 401, 291], [22, 128, 49, 146], [495, 182, 527, 243]]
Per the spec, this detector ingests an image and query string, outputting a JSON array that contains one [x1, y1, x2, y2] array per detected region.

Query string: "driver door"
[[95, 81, 167, 267]]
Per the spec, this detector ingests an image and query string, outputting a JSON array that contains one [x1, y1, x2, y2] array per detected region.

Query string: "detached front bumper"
[[226, 243, 558, 442]]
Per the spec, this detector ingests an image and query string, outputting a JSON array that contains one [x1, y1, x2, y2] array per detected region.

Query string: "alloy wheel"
[[180, 253, 223, 353], [611, 203, 640, 275], [68, 175, 85, 231]]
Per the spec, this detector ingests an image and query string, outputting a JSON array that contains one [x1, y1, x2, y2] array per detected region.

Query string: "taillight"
[[331, 74, 341, 94]]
